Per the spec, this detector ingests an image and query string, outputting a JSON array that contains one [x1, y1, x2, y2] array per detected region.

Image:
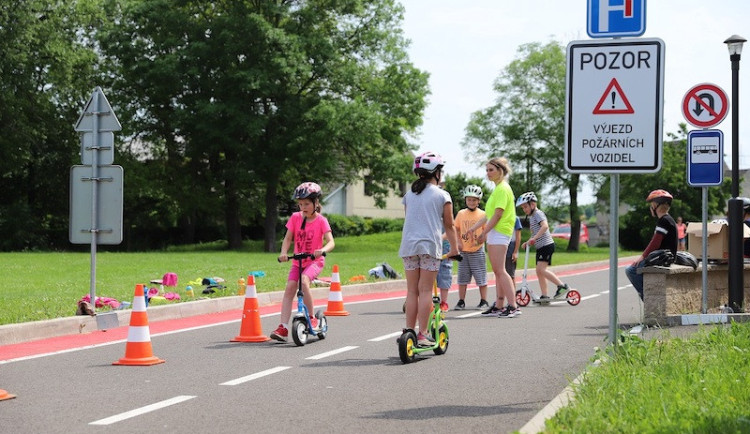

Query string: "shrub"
[[370, 218, 404, 233], [325, 214, 403, 237]]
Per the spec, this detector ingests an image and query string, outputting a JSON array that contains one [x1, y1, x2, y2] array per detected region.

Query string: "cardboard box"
[[686, 221, 750, 262]]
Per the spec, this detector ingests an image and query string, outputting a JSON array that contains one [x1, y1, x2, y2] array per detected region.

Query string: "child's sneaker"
[[310, 316, 319, 329], [498, 305, 520, 318], [481, 305, 501, 316], [440, 301, 449, 312], [477, 299, 489, 309], [417, 332, 434, 347], [454, 299, 466, 310], [535, 295, 551, 304], [270, 324, 288, 342], [554, 284, 570, 299]]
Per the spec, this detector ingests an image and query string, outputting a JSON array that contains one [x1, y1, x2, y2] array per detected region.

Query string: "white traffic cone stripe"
[[127, 326, 152, 343], [328, 291, 343, 302], [132, 294, 146, 311], [245, 284, 257, 298], [332, 272, 340, 283]]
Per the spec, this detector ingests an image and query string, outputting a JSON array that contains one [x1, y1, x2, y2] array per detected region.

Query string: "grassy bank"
[[544, 323, 750, 433], [0, 232, 633, 325]]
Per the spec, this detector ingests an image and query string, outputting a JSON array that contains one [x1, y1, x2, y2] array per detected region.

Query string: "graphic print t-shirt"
[[286, 212, 332, 268]]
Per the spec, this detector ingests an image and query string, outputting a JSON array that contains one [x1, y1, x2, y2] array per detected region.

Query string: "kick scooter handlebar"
[[442, 253, 463, 262], [278, 252, 327, 262]]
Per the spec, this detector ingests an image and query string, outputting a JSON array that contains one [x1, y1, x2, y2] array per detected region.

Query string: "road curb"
[[518, 367, 590, 434], [0, 276, 419, 346]]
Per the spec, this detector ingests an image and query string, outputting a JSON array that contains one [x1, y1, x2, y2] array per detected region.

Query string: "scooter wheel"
[[566, 290, 582, 306], [398, 330, 417, 364], [515, 289, 531, 307], [433, 324, 449, 355], [291, 318, 308, 346], [315, 310, 327, 340], [402, 301, 406, 313]]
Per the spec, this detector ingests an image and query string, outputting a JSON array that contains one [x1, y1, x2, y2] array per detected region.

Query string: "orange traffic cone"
[[231, 275, 270, 342], [0, 389, 16, 401], [324, 265, 349, 316], [113, 284, 165, 366]]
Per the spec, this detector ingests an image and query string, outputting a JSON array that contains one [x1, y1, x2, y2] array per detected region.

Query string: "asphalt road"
[[0, 263, 644, 433]]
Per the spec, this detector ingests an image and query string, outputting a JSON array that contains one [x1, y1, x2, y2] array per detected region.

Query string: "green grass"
[[0, 232, 634, 325], [544, 323, 750, 433]]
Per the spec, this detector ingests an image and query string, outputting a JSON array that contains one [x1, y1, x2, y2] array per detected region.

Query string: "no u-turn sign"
[[565, 38, 665, 173]]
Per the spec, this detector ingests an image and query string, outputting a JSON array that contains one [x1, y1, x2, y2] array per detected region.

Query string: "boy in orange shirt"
[[453, 185, 489, 310]]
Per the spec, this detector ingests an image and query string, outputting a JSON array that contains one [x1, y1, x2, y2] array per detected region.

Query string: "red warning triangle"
[[593, 78, 634, 114]]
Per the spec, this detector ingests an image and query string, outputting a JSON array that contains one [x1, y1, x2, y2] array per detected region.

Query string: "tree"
[[97, 0, 428, 250], [462, 41, 585, 251], [0, 0, 100, 250]]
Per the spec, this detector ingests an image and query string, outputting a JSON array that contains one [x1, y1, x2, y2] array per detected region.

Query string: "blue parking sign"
[[687, 130, 724, 187], [587, 0, 646, 38]]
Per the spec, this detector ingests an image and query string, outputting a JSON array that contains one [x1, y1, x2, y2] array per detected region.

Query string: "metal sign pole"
[[609, 174, 620, 348], [702, 187, 709, 314], [89, 91, 100, 312]]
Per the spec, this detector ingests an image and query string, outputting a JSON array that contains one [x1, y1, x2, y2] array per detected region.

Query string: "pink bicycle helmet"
[[413, 151, 445, 174], [293, 182, 322, 200]]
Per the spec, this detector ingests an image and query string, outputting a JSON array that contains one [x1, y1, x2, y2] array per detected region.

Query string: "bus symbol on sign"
[[692, 143, 719, 163]]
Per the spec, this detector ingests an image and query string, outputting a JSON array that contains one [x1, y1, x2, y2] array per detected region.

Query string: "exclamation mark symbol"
[[611, 92, 616, 109]]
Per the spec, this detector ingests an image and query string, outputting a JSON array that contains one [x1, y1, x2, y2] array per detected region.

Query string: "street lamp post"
[[725, 34, 746, 313]]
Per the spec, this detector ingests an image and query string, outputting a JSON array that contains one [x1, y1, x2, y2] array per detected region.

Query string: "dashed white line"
[[89, 395, 196, 426], [368, 331, 401, 342], [456, 311, 483, 318], [220, 366, 291, 386], [305, 346, 358, 360]]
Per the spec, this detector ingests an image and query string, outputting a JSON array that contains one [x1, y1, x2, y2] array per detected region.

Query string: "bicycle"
[[514, 243, 581, 307], [397, 254, 462, 364], [278, 252, 328, 346]]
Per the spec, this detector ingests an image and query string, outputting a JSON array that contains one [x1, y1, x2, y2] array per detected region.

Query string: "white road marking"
[[550, 293, 600, 305], [220, 366, 291, 386], [89, 395, 196, 426], [456, 311, 483, 318], [368, 331, 402, 342], [0, 320, 241, 365], [305, 346, 358, 360]]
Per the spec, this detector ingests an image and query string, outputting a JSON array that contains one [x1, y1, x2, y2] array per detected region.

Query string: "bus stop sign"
[[687, 129, 724, 187]]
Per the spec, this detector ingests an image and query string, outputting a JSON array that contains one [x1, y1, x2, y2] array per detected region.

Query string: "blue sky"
[[400, 0, 750, 203]]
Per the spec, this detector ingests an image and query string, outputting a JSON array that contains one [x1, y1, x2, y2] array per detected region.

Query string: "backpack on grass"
[[368, 262, 399, 279]]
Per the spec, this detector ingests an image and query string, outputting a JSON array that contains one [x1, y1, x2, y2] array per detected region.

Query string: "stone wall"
[[642, 263, 750, 324]]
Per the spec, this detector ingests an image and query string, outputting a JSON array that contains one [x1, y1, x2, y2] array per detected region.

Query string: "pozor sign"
[[565, 38, 665, 174]]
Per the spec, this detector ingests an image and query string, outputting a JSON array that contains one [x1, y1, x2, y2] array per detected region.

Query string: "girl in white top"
[[399, 151, 459, 346]]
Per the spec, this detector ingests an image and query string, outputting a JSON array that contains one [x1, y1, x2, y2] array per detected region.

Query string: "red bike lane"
[[0, 260, 622, 363]]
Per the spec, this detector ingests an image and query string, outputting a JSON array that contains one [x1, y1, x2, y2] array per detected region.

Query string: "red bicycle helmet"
[[646, 189, 673, 205]]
